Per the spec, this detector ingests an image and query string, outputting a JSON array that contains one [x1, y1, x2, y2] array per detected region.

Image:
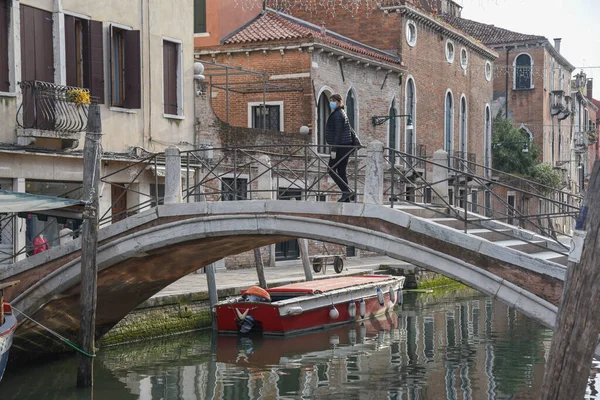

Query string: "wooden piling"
[[254, 248, 267, 288], [540, 160, 600, 400], [77, 104, 102, 388]]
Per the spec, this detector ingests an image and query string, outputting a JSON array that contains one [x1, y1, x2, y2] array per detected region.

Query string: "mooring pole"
[[254, 248, 267, 288], [540, 160, 600, 400], [77, 104, 102, 388]]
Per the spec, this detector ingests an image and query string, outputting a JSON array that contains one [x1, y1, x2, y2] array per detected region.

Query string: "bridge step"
[[529, 251, 568, 266], [392, 205, 448, 219], [493, 239, 550, 254], [429, 217, 484, 230], [466, 228, 515, 242]]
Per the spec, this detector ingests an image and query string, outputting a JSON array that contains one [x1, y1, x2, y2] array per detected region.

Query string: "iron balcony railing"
[[16, 81, 92, 134]]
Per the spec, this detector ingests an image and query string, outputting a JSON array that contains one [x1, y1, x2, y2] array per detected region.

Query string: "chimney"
[[587, 79, 594, 100], [554, 38, 562, 54]]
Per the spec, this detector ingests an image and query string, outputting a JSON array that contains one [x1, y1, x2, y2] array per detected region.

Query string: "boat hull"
[[0, 306, 17, 382], [215, 276, 404, 336]]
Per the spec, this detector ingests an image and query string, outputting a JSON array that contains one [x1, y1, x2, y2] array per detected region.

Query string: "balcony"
[[550, 90, 571, 120], [16, 81, 92, 149]]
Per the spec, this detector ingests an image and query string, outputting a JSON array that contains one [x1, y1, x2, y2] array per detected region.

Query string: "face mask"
[[329, 101, 338, 110]]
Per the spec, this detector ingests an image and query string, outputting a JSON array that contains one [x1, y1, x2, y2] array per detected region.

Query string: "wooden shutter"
[[88, 20, 104, 103], [123, 29, 141, 109], [20, 4, 36, 82], [38, 7, 54, 83], [64, 15, 77, 87], [163, 41, 178, 115], [0, 0, 9, 92]]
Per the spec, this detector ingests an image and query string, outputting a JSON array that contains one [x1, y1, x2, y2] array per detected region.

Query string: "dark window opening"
[[194, 0, 206, 34], [507, 194, 516, 225], [110, 25, 141, 108], [346, 90, 355, 130], [0, 0, 9, 92], [150, 184, 165, 207], [515, 54, 532, 90], [388, 100, 397, 164], [163, 40, 179, 115], [222, 178, 247, 201], [252, 104, 280, 131]]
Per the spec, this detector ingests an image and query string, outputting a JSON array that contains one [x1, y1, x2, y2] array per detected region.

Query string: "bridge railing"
[[383, 147, 581, 255]]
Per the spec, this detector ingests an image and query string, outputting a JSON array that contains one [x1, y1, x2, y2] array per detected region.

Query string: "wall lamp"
[[372, 114, 413, 128], [492, 141, 530, 153]]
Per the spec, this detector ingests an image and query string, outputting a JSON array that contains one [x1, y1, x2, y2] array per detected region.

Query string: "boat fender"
[[359, 298, 366, 318], [397, 288, 404, 305], [349, 328, 357, 345], [287, 306, 303, 316], [348, 301, 357, 319], [330, 335, 340, 346], [389, 286, 396, 304], [377, 287, 384, 306], [329, 305, 339, 319]]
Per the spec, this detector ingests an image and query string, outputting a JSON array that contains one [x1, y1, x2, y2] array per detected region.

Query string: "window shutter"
[[64, 15, 77, 87], [163, 41, 178, 115], [89, 20, 104, 103], [123, 29, 141, 109], [39, 8, 54, 83], [0, 0, 9, 91]]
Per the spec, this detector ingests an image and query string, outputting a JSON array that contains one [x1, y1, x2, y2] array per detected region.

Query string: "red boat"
[[0, 281, 19, 383], [215, 275, 405, 335]]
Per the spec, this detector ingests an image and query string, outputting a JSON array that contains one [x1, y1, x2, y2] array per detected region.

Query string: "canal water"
[[3, 288, 600, 399]]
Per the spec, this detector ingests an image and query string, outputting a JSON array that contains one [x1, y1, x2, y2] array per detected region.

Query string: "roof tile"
[[440, 15, 546, 46], [224, 11, 401, 65]]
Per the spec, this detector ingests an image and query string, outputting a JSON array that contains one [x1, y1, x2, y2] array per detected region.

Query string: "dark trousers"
[[328, 147, 353, 195]]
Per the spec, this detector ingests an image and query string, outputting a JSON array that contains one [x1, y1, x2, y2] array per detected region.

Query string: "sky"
[[460, 0, 600, 99]]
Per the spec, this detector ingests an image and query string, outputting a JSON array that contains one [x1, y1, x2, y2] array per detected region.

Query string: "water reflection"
[[6, 288, 598, 399]]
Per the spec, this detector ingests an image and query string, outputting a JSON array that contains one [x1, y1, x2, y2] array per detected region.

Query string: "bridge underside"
[[1, 201, 565, 357]]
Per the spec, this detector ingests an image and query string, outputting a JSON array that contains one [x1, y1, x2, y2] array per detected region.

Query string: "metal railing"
[[383, 147, 581, 255], [16, 81, 91, 133]]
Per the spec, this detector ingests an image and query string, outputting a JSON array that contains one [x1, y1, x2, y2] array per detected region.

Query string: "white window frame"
[[162, 36, 184, 119], [445, 39, 455, 64], [444, 89, 454, 153], [459, 94, 468, 156], [484, 104, 492, 177], [247, 101, 284, 131], [404, 76, 417, 153], [0, 0, 20, 97], [345, 86, 359, 136], [315, 86, 333, 155], [513, 52, 534, 90], [485, 61, 492, 82], [405, 19, 417, 48], [108, 21, 134, 112], [388, 97, 400, 165], [460, 47, 468, 70]]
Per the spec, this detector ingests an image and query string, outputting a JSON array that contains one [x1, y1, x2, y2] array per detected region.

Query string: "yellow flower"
[[67, 88, 91, 105]]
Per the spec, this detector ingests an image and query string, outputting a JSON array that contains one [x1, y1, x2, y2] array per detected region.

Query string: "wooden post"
[[254, 248, 267, 288], [205, 262, 218, 329], [77, 104, 102, 388], [540, 160, 600, 400], [298, 239, 313, 281]]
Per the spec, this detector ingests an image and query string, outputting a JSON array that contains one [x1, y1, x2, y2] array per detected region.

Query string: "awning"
[[0, 190, 86, 213]]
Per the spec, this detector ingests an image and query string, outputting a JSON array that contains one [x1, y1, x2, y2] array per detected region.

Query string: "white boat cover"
[[0, 190, 85, 213]]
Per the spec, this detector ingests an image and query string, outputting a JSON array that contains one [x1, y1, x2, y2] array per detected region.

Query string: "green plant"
[[492, 117, 540, 175], [531, 163, 562, 192]]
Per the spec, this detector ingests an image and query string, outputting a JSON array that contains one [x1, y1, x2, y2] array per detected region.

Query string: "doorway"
[[275, 188, 301, 260]]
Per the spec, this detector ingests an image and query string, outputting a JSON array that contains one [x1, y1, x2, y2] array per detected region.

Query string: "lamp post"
[[371, 114, 413, 129]]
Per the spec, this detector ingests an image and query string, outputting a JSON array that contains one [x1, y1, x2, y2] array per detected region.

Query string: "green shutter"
[[194, 0, 206, 33]]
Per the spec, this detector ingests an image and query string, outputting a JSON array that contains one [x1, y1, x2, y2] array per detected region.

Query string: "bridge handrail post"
[[256, 155, 273, 200], [431, 149, 450, 206], [364, 141, 384, 204], [165, 146, 182, 204]]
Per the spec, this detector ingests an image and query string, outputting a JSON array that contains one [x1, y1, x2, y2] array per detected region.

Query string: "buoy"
[[397, 288, 404, 305], [349, 328, 357, 345], [329, 305, 339, 319], [389, 286, 396, 304], [287, 306, 303, 316], [377, 287, 384, 306], [359, 298, 366, 318], [348, 301, 357, 318]]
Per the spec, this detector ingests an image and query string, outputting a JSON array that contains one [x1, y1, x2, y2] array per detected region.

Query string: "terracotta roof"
[[440, 15, 546, 46], [223, 10, 401, 65]]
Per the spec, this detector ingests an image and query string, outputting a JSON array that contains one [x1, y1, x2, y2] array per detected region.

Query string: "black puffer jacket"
[[325, 108, 352, 150]]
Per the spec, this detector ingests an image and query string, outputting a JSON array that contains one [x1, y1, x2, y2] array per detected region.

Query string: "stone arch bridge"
[[0, 200, 568, 354]]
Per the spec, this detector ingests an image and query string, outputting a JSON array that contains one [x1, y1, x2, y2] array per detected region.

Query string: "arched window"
[[514, 54, 533, 89], [405, 78, 416, 155], [388, 99, 398, 164], [346, 90, 356, 131], [484, 105, 491, 172], [445, 91, 453, 153], [317, 91, 331, 154], [459, 96, 467, 162]]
